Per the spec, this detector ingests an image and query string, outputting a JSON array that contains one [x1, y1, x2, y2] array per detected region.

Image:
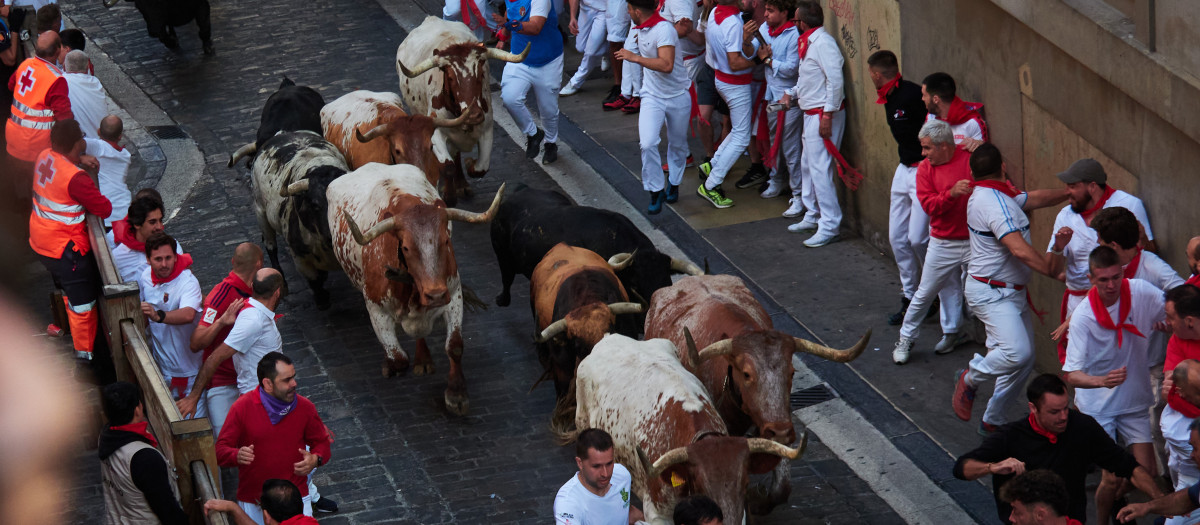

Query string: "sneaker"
[[697, 183, 733, 208], [621, 96, 641, 113], [787, 219, 818, 234], [665, 184, 679, 203], [662, 155, 696, 173], [600, 55, 611, 72], [892, 337, 914, 365], [782, 197, 805, 218], [760, 181, 783, 199], [541, 142, 558, 164], [647, 190, 665, 215], [888, 298, 911, 326], [601, 85, 621, 105], [312, 497, 338, 513], [978, 421, 1000, 437], [934, 332, 966, 355], [75, 350, 93, 361], [697, 161, 713, 183], [735, 163, 768, 189], [525, 129, 545, 159], [603, 94, 631, 111], [952, 369, 977, 421], [803, 231, 840, 248], [559, 83, 580, 96]]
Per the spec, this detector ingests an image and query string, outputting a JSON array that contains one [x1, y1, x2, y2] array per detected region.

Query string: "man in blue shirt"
[[494, 0, 564, 164]]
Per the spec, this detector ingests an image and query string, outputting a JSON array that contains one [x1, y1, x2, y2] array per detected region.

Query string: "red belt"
[[715, 71, 752, 85], [972, 275, 1025, 290]]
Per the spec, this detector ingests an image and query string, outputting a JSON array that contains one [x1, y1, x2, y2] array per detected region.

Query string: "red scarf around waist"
[[1123, 249, 1142, 279], [110, 421, 159, 448], [1079, 185, 1117, 223], [876, 74, 901, 104], [151, 253, 194, 285], [1028, 413, 1057, 444], [1087, 279, 1144, 348], [971, 179, 1021, 198], [797, 26, 818, 60]]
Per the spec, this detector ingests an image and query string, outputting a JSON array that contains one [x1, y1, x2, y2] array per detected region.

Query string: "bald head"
[[232, 243, 264, 275], [98, 116, 123, 143], [1188, 237, 1200, 276], [252, 268, 284, 302], [35, 31, 61, 60], [1175, 360, 1200, 407]]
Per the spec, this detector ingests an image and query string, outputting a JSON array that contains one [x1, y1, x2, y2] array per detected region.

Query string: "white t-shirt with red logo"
[[554, 463, 632, 525], [138, 266, 203, 378]]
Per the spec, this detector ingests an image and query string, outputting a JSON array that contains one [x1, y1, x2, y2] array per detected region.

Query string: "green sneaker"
[[697, 183, 733, 208]]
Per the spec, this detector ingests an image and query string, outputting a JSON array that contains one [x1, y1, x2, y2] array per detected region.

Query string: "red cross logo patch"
[[17, 68, 35, 97], [36, 156, 56, 187]]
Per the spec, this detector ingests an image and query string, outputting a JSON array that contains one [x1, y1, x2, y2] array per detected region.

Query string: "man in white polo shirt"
[[554, 428, 644, 524], [137, 232, 205, 418], [695, 0, 756, 209], [617, 0, 689, 214], [185, 267, 284, 400], [1063, 245, 1164, 521]]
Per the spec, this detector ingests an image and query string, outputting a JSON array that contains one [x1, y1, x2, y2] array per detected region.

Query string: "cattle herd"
[[228, 16, 871, 524]]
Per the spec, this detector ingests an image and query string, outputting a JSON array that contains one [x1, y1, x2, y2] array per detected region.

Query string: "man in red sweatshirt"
[[1160, 284, 1200, 525], [204, 479, 318, 525], [216, 351, 331, 523]]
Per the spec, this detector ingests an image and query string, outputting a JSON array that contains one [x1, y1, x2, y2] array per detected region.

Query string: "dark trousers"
[[38, 242, 115, 384]]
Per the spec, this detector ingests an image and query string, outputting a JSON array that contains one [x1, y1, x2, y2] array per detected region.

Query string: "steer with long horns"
[[249, 130, 349, 309], [326, 162, 504, 415], [644, 274, 870, 514], [562, 334, 806, 525], [397, 17, 529, 200]]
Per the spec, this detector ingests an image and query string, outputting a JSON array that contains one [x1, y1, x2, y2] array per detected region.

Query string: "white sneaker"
[[934, 332, 966, 354], [559, 83, 580, 96], [782, 197, 805, 217], [803, 231, 840, 248], [892, 337, 914, 365], [600, 55, 610, 72], [787, 219, 818, 233], [760, 181, 782, 199]]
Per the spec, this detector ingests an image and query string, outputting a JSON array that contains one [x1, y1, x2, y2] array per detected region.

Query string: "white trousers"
[[1163, 405, 1200, 524], [442, 0, 498, 41], [888, 163, 930, 299], [764, 106, 803, 189], [205, 384, 239, 438], [639, 92, 691, 192], [899, 237, 966, 339], [799, 111, 846, 237], [502, 55, 564, 143], [238, 497, 312, 525], [620, 29, 642, 97], [683, 54, 703, 83], [964, 278, 1036, 426], [566, 4, 608, 89], [707, 79, 753, 187]]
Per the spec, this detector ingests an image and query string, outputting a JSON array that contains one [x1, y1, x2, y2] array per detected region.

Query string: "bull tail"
[[461, 284, 488, 313], [549, 381, 581, 445]]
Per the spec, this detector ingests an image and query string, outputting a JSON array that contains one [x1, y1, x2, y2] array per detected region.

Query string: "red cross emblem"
[[36, 156, 55, 187], [16, 68, 35, 97]]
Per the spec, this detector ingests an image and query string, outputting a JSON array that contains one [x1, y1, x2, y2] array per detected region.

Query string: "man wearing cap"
[[1047, 158, 1155, 365]]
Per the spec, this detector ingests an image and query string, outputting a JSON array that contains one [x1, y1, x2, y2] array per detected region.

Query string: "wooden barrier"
[[191, 460, 230, 525]]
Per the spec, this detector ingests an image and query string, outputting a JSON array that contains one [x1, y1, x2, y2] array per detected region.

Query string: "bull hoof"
[[444, 391, 470, 416], [495, 293, 511, 307], [412, 360, 435, 376], [382, 356, 410, 378]]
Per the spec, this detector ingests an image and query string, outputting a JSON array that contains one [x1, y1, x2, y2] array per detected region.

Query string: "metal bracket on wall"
[[1019, 63, 1033, 98]]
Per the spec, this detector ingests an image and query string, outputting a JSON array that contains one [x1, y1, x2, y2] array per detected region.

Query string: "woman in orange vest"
[[30, 119, 112, 376]]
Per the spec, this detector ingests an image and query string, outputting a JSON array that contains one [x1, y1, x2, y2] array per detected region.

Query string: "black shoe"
[[887, 297, 910, 326], [601, 85, 621, 105], [202, 41, 215, 56], [525, 129, 544, 159], [735, 163, 768, 189], [665, 184, 679, 203], [312, 497, 338, 513], [541, 142, 558, 165]]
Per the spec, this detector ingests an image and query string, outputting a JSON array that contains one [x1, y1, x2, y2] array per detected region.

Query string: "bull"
[[229, 77, 325, 168], [321, 90, 472, 205], [396, 17, 529, 198], [565, 334, 806, 524], [644, 274, 870, 514], [326, 162, 504, 415], [490, 184, 702, 309], [250, 130, 349, 310]]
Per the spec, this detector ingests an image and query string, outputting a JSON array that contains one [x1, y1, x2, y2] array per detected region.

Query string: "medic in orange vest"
[[7, 32, 73, 205], [30, 119, 111, 362]]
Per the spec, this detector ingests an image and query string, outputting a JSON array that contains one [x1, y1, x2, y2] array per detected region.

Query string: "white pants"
[[683, 54, 703, 83], [799, 111, 846, 237], [502, 55, 564, 144], [706, 79, 753, 187], [205, 384, 239, 439], [605, 0, 629, 42], [888, 163, 930, 299], [639, 92, 691, 192], [620, 29, 641, 97], [964, 278, 1036, 426], [442, 0, 497, 41], [566, 4, 608, 89], [899, 238, 966, 339], [1162, 405, 1200, 524], [163, 373, 208, 420], [764, 106, 803, 190], [238, 497, 312, 525]]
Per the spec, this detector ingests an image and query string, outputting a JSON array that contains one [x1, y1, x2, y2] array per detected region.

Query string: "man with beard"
[[138, 233, 205, 418], [921, 72, 986, 150], [554, 428, 644, 524]]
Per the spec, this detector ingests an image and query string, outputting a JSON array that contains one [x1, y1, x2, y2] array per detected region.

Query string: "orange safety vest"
[[7, 58, 62, 161], [29, 149, 91, 258]]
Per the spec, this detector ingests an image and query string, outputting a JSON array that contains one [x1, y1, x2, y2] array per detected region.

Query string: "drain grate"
[[790, 383, 837, 410], [147, 125, 189, 140]]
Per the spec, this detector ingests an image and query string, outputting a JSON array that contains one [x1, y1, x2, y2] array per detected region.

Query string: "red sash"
[[1087, 279, 1144, 349], [461, 0, 485, 30], [1057, 288, 1090, 365], [803, 106, 863, 190]]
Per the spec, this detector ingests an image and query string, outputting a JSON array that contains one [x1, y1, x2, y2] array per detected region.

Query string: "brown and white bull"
[[566, 334, 806, 525], [396, 17, 528, 195], [326, 162, 504, 415], [320, 90, 471, 205], [643, 275, 870, 513]]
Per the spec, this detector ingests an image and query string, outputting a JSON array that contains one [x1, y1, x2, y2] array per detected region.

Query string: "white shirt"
[[1047, 190, 1154, 292], [1063, 279, 1165, 417], [660, 0, 703, 58], [754, 23, 799, 101], [967, 186, 1032, 285], [554, 464, 633, 525], [1132, 251, 1185, 292], [636, 18, 688, 99], [605, 0, 630, 35], [225, 297, 284, 394], [64, 73, 106, 139], [924, 113, 984, 145], [138, 266, 203, 378], [4, 0, 55, 8], [85, 138, 131, 227], [704, 8, 750, 76], [787, 26, 843, 112]]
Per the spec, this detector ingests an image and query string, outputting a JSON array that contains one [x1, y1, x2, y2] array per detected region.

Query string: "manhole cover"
[[790, 383, 837, 410], [147, 125, 189, 140]]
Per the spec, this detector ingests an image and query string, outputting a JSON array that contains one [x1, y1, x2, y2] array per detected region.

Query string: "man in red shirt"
[[892, 118, 970, 366], [216, 352, 331, 522], [203, 479, 318, 525], [1160, 284, 1200, 518]]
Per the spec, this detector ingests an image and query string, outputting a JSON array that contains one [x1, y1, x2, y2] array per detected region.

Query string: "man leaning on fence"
[[98, 381, 188, 525]]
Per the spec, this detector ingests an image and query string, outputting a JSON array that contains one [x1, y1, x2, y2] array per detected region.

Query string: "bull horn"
[[607, 302, 643, 316], [747, 432, 807, 459], [669, 257, 704, 276], [228, 143, 257, 168], [697, 339, 734, 361], [398, 56, 439, 77], [446, 183, 506, 223], [683, 327, 701, 370], [343, 212, 397, 246], [279, 179, 310, 197], [432, 111, 471, 129], [607, 252, 634, 272], [647, 446, 690, 480], [355, 123, 389, 143], [793, 329, 871, 363], [534, 319, 568, 344], [486, 42, 531, 63], [636, 446, 653, 477]]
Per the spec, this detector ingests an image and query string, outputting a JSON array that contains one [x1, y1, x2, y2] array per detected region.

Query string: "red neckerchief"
[[103, 138, 124, 152], [1188, 274, 1200, 288], [110, 421, 159, 448], [112, 220, 145, 252], [1028, 413, 1058, 444], [1087, 279, 1144, 348], [768, 21, 795, 37], [1168, 335, 1200, 418], [944, 97, 983, 126], [1079, 185, 1117, 223], [797, 26, 819, 60], [1067, 520, 1083, 525], [151, 253, 194, 285], [875, 74, 902, 104], [713, 4, 739, 24], [1123, 249, 1142, 279], [634, 12, 666, 30], [971, 179, 1022, 198]]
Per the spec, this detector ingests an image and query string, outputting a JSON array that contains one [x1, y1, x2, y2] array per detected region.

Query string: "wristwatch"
[[155, 309, 166, 323], [765, 57, 773, 66]]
